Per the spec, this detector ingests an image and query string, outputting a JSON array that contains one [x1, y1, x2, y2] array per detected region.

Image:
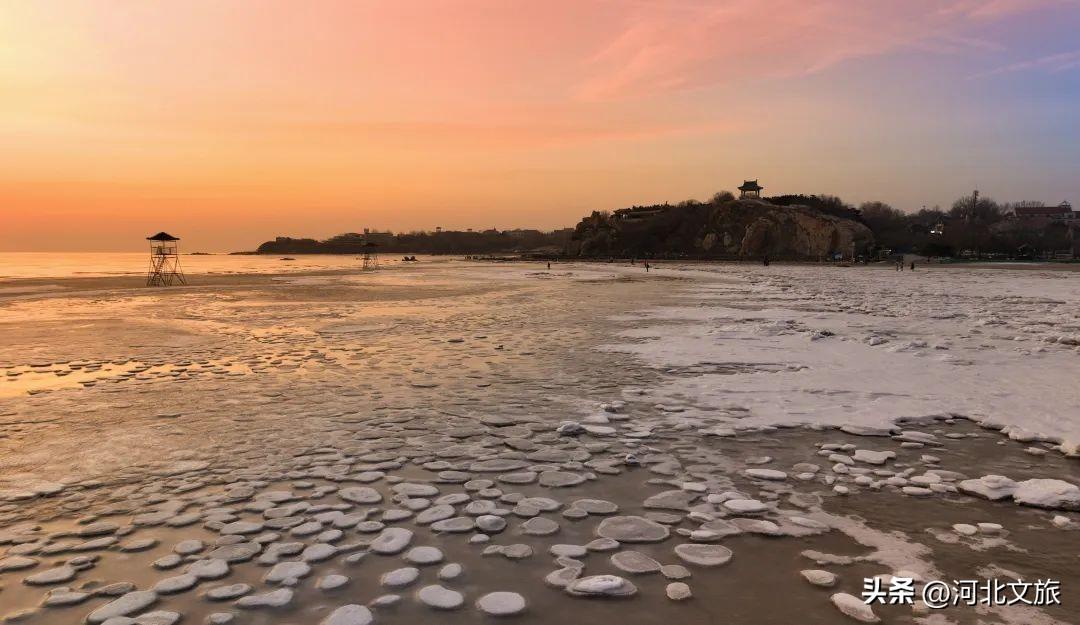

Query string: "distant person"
[[910, 261, 915, 271], [645, 261, 650, 272], [763, 254, 770, 267], [896, 259, 903, 271], [547, 262, 551, 270]]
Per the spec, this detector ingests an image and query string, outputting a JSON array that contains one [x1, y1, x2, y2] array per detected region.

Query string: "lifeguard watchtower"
[[739, 180, 763, 199], [360, 241, 379, 271], [146, 232, 186, 286]]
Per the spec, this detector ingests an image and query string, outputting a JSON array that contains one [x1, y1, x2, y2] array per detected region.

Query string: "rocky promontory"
[[567, 196, 874, 259]]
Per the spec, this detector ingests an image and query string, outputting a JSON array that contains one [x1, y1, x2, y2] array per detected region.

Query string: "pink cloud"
[[577, 0, 1065, 99]]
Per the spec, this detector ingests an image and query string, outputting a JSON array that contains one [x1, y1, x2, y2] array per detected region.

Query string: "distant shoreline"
[[237, 250, 1080, 266], [3, 256, 1079, 298]]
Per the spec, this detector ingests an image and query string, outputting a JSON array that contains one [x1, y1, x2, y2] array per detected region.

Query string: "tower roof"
[[738, 180, 763, 191], [147, 232, 180, 241]]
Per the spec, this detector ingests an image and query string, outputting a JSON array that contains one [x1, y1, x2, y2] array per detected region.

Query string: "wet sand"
[[0, 260, 1077, 625]]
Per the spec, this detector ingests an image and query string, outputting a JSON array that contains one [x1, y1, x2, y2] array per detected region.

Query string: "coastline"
[[3, 254, 1080, 295]]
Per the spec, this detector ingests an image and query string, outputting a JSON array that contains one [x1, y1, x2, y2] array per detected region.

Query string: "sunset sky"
[[2, 0, 1079, 251]]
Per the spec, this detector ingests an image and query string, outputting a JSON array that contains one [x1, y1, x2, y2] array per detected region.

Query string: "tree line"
[[254, 229, 573, 255], [859, 194, 1076, 259]]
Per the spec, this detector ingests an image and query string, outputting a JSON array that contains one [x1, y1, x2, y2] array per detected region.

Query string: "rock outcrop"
[[568, 199, 873, 259]]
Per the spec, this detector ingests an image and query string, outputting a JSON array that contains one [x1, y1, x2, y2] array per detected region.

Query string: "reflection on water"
[[0, 359, 254, 398], [0, 253, 450, 281]]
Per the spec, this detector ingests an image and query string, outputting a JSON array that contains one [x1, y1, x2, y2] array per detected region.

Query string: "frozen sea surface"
[[603, 264, 1080, 452], [0, 260, 1076, 625]]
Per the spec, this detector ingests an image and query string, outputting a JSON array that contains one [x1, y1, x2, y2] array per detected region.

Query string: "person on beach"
[[547, 262, 551, 270], [645, 261, 650, 272], [910, 261, 915, 271], [896, 258, 903, 271], [763, 254, 770, 267]]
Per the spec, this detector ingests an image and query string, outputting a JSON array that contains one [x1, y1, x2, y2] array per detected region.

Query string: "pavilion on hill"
[[739, 180, 763, 200]]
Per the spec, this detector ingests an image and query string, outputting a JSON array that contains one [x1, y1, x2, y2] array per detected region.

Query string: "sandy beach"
[[0, 259, 1077, 625]]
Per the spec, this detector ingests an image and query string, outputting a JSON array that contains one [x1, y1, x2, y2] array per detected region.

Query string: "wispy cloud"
[[944, 0, 1077, 18], [578, 0, 1072, 99], [971, 49, 1080, 77]]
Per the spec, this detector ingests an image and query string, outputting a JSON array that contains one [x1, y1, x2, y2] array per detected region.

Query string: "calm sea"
[[0, 252, 424, 280]]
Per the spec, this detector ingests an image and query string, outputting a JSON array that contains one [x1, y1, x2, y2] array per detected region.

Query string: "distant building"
[[738, 180, 763, 199], [614, 206, 668, 221], [1012, 202, 1075, 220]]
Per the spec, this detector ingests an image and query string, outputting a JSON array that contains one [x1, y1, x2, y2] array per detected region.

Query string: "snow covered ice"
[[602, 264, 1080, 452]]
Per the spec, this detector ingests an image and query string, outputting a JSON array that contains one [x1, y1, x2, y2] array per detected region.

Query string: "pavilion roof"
[[739, 180, 763, 191]]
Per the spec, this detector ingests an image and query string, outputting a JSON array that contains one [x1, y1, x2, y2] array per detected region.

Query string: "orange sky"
[[2, 0, 1079, 251]]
